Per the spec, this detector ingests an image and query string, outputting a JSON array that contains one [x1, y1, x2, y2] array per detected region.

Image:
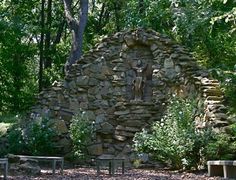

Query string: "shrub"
[[6, 116, 57, 156], [23, 117, 56, 155], [205, 123, 236, 160], [6, 125, 27, 155], [133, 95, 211, 170], [69, 110, 94, 160]]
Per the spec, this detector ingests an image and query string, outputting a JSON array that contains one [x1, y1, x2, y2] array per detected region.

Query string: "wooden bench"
[[96, 155, 125, 176], [0, 158, 8, 180], [207, 160, 236, 178], [17, 155, 64, 175]]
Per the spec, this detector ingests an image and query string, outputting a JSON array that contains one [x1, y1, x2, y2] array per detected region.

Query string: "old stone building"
[[31, 29, 229, 160]]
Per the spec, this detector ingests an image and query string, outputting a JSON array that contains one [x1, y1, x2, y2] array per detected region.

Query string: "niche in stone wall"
[[124, 45, 153, 102]]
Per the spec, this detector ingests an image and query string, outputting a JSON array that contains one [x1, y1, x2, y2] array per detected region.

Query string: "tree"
[[0, 0, 38, 113], [39, 0, 45, 91], [45, 0, 53, 69], [62, 0, 88, 73]]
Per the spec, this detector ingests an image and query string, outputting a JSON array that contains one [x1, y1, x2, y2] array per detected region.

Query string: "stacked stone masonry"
[[31, 29, 229, 160]]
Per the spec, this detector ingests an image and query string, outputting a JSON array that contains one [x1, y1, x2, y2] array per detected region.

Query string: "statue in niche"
[[131, 59, 148, 101]]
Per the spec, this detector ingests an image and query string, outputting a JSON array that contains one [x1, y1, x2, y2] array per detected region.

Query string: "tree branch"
[[62, 0, 76, 28]]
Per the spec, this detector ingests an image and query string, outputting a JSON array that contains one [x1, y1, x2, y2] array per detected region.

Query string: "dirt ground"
[[5, 167, 225, 180]]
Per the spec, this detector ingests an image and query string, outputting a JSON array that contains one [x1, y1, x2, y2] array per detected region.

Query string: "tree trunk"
[[63, 0, 88, 73], [139, 0, 145, 15], [44, 0, 52, 69], [114, 2, 120, 31], [97, 3, 105, 32], [39, 0, 45, 91], [53, 20, 66, 46]]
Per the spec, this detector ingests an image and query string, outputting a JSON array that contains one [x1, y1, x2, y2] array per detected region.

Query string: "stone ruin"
[[31, 29, 230, 161]]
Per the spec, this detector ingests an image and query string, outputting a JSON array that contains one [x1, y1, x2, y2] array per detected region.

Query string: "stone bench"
[[207, 160, 236, 178], [17, 155, 64, 175], [0, 158, 8, 180], [96, 155, 125, 176]]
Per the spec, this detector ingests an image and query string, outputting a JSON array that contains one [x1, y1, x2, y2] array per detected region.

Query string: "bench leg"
[[4, 162, 8, 180], [111, 160, 115, 176], [96, 160, 100, 176], [122, 160, 124, 174], [52, 160, 56, 175], [223, 165, 236, 178], [60, 159, 64, 175], [109, 161, 112, 175]]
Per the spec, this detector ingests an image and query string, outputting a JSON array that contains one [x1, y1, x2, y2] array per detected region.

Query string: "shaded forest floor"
[[6, 167, 224, 180]]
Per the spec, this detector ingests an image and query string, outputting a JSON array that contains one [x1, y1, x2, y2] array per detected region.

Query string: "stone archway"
[[32, 29, 229, 160]]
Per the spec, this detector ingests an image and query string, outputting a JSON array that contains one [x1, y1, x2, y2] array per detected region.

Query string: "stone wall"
[[31, 29, 229, 160]]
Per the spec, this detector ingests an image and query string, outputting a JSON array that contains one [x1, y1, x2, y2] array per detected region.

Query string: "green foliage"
[[133, 96, 211, 170], [5, 116, 57, 156], [0, 0, 68, 114], [69, 110, 94, 160], [6, 125, 27, 155], [0, 0, 38, 114], [23, 117, 56, 155], [0, 114, 21, 124], [205, 123, 236, 160], [124, 0, 172, 34]]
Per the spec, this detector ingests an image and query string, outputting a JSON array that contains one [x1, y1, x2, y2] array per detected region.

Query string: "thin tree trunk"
[[63, 0, 88, 73], [53, 20, 66, 45], [39, 0, 45, 91], [44, 0, 52, 69], [97, 3, 105, 32], [139, 0, 145, 15], [12, 53, 21, 111], [114, 2, 120, 32]]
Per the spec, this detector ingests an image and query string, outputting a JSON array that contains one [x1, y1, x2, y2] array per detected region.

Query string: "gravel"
[[6, 167, 225, 180]]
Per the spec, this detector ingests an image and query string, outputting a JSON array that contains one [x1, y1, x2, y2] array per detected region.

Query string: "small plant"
[[69, 110, 94, 160], [133, 95, 211, 170], [133, 159, 142, 168]]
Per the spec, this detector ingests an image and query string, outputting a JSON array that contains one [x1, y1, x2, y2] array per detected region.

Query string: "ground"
[[6, 167, 224, 180]]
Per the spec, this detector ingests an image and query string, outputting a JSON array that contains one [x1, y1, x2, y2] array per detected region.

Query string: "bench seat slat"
[[207, 160, 236, 166], [16, 155, 64, 175]]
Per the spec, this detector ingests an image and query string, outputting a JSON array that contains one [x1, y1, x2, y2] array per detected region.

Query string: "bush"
[[205, 123, 236, 160], [133, 95, 211, 170], [6, 116, 57, 156], [69, 110, 94, 160], [6, 125, 27, 155], [23, 117, 57, 155]]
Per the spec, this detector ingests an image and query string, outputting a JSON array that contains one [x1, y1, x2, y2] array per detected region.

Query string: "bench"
[[96, 155, 125, 176], [207, 160, 236, 178], [0, 158, 8, 180], [17, 155, 64, 175]]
